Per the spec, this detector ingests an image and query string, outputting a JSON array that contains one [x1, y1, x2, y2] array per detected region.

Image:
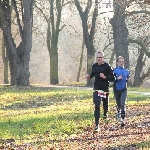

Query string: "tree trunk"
[[128, 37, 150, 87], [133, 49, 145, 87], [47, 0, 62, 85], [17, 0, 33, 86], [3, 58, 9, 84], [50, 45, 58, 84], [109, 48, 115, 66], [0, 0, 34, 86], [110, 3, 129, 69], [87, 53, 94, 86], [74, 0, 98, 86], [2, 26, 18, 85], [2, 34, 9, 84], [77, 36, 84, 82]]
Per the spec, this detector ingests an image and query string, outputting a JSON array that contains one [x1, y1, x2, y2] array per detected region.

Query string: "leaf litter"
[[0, 104, 149, 150]]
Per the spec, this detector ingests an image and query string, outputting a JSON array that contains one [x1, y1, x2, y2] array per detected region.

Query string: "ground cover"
[[0, 85, 149, 149]]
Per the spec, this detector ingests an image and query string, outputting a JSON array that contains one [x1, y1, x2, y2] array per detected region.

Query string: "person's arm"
[[89, 64, 95, 78], [127, 69, 130, 82], [114, 71, 117, 81], [113, 72, 117, 92], [105, 65, 115, 81], [85, 64, 95, 79]]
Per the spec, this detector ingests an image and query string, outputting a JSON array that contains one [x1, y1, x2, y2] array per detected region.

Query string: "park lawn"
[[0, 85, 150, 149]]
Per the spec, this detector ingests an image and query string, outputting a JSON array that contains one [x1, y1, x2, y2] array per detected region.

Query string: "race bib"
[[98, 90, 106, 98]]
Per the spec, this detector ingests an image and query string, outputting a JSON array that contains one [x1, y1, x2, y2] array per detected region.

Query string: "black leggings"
[[93, 91, 109, 126]]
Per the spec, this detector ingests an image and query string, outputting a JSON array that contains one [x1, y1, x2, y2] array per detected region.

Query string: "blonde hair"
[[117, 56, 124, 62]]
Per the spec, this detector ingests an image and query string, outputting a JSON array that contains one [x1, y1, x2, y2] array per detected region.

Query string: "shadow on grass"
[[127, 93, 150, 101], [0, 90, 92, 111], [1, 85, 150, 111], [1, 94, 149, 112], [0, 110, 93, 137], [0, 85, 90, 94], [101, 142, 150, 150], [0, 108, 149, 137]]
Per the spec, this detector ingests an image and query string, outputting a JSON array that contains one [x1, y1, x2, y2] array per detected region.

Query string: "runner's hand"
[[100, 73, 106, 79], [86, 74, 90, 79], [117, 76, 123, 80]]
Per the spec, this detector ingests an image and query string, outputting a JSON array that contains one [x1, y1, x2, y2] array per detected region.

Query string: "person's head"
[[95, 51, 104, 65], [117, 56, 124, 67]]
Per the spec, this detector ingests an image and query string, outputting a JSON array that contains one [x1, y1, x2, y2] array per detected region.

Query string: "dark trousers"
[[114, 89, 127, 119], [93, 91, 109, 126]]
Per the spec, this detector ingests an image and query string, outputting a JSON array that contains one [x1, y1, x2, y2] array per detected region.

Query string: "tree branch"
[[128, 38, 150, 57], [12, 0, 23, 40], [126, 10, 150, 16]]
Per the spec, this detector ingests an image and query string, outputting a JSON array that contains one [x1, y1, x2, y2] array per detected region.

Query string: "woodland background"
[[0, 0, 150, 87]]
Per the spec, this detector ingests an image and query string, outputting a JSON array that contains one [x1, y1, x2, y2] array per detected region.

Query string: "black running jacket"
[[89, 62, 115, 91]]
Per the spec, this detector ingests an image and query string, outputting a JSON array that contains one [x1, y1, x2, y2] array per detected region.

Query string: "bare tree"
[[109, 0, 150, 87], [74, 0, 99, 86], [129, 36, 150, 86], [0, 0, 35, 86], [35, 0, 70, 85], [127, 1, 150, 86]]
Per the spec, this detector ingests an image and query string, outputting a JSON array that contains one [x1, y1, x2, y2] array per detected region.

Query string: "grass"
[[0, 85, 150, 149], [0, 86, 92, 140]]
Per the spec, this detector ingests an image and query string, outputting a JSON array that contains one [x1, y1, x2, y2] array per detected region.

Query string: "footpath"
[[36, 84, 150, 96]]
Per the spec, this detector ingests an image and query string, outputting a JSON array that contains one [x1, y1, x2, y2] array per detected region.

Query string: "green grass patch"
[[128, 86, 150, 92], [0, 86, 93, 140]]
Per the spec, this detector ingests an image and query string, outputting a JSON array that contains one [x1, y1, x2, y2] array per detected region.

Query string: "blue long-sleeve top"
[[114, 66, 130, 90]]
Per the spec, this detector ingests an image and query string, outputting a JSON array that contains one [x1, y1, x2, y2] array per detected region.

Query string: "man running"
[[86, 51, 115, 132]]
